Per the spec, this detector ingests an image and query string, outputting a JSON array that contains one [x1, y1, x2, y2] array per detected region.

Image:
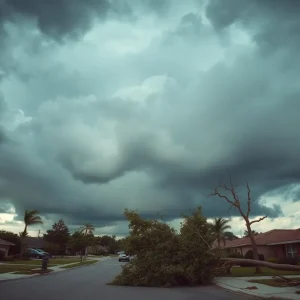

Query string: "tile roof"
[[220, 229, 300, 249], [0, 238, 15, 246]]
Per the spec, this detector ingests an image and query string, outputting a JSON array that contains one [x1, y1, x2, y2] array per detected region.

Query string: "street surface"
[[0, 258, 257, 300]]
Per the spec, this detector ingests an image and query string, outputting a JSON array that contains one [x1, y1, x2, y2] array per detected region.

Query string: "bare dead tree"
[[210, 179, 267, 273]]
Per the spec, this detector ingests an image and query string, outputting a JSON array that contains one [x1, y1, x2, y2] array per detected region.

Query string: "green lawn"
[[0, 264, 37, 274], [230, 267, 300, 277], [7, 258, 81, 266], [249, 277, 300, 287], [61, 260, 98, 269]]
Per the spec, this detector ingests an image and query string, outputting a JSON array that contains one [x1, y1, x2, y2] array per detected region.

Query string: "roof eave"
[[267, 240, 300, 246]]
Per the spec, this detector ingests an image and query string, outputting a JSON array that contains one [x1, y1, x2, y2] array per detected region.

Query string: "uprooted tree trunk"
[[221, 257, 300, 272], [210, 179, 267, 274]]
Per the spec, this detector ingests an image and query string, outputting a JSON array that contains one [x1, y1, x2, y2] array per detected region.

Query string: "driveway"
[[0, 258, 257, 300]]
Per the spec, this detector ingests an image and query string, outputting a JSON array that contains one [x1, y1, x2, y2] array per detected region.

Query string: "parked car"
[[118, 253, 130, 262], [24, 248, 49, 259], [36, 249, 52, 258]]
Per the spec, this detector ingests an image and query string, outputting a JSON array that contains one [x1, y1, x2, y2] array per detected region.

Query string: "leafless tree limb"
[[249, 215, 268, 225], [246, 182, 251, 217], [209, 189, 236, 206]]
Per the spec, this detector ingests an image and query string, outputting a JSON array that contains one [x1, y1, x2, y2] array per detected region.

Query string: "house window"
[[286, 244, 298, 258]]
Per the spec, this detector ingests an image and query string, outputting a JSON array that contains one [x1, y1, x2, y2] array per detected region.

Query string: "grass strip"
[[61, 260, 98, 269]]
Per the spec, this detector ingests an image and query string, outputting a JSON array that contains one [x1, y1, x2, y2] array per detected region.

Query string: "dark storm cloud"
[[0, 0, 173, 41], [0, 127, 7, 145], [0, 0, 111, 40], [206, 0, 300, 52], [0, 0, 299, 234]]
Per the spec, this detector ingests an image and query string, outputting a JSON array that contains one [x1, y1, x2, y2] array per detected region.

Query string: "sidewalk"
[[0, 256, 111, 282], [214, 276, 300, 300]]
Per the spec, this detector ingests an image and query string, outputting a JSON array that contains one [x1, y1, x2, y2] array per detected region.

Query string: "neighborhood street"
[[0, 258, 256, 300]]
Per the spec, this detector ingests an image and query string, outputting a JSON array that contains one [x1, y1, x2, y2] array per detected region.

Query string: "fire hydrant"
[[41, 256, 49, 271]]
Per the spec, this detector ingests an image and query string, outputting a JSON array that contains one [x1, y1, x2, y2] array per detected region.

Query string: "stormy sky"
[[0, 0, 300, 237]]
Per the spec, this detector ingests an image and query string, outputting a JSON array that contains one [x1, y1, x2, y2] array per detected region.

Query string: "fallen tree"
[[221, 258, 300, 272], [111, 207, 223, 287]]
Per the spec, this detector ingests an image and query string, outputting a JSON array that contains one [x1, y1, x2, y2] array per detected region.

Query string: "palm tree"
[[223, 231, 238, 241], [20, 210, 43, 257], [80, 223, 95, 236], [80, 224, 95, 256], [211, 218, 232, 247], [22, 210, 43, 235]]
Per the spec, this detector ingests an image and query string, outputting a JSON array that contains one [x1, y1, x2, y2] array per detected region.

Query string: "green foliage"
[[223, 231, 238, 241], [23, 210, 43, 234], [210, 218, 231, 247], [267, 258, 278, 263], [68, 231, 92, 253], [96, 235, 119, 254], [43, 219, 70, 254], [111, 207, 222, 287], [80, 224, 95, 235], [43, 242, 61, 255]]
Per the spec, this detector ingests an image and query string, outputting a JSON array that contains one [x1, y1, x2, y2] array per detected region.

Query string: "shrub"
[[111, 207, 222, 287], [267, 258, 278, 264], [277, 257, 298, 265], [0, 250, 5, 261]]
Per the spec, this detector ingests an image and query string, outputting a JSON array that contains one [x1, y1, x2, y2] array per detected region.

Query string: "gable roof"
[[221, 229, 300, 249], [0, 238, 15, 246], [23, 237, 47, 249]]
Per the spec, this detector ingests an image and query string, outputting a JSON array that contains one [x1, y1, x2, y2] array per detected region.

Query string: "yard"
[[6, 258, 82, 266], [0, 257, 98, 274], [249, 278, 300, 287], [0, 264, 36, 274], [230, 267, 300, 277]]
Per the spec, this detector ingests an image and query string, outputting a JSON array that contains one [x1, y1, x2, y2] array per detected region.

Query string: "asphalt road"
[[0, 258, 257, 300]]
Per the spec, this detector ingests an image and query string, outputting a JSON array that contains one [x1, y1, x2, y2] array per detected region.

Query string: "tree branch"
[[246, 182, 251, 218], [249, 215, 268, 225], [209, 189, 236, 207], [221, 258, 300, 271]]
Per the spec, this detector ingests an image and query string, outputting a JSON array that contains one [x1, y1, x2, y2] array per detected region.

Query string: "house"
[[217, 229, 300, 260], [23, 237, 47, 250], [86, 245, 109, 255], [0, 238, 15, 256]]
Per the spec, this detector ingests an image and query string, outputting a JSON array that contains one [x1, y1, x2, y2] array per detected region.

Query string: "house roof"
[[23, 237, 47, 249], [87, 245, 109, 252], [220, 229, 300, 249], [0, 238, 15, 246]]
